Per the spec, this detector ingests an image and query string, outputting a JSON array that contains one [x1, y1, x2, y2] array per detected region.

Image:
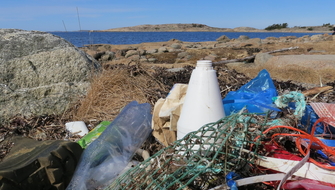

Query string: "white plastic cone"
[[177, 60, 225, 140]]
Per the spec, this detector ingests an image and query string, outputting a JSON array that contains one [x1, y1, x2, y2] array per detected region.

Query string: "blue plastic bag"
[[223, 69, 280, 116]]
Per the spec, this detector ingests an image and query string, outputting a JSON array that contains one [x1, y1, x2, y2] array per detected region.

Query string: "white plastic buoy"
[[177, 60, 225, 140], [65, 121, 89, 137]]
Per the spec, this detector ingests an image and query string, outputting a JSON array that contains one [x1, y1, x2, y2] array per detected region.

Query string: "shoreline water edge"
[[50, 31, 330, 47]]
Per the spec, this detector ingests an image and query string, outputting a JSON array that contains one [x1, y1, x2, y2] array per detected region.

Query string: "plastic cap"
[[196, 60, 213, 69]]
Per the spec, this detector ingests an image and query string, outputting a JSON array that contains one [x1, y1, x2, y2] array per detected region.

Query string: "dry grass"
[[186, 49, 213, 62], [71, 66, 163, 123]]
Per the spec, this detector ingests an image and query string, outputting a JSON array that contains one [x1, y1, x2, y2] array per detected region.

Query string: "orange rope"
[[254, 117, 335, 170]]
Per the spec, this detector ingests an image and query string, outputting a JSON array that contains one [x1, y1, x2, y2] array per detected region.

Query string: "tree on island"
[[265, 23, 288, 30]]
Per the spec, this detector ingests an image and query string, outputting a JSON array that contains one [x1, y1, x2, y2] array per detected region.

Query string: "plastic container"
[[65, 121, 89, 137], [177, 60, 225, 140], [77, 121, 111, 149], [66, 101, 152, 190]]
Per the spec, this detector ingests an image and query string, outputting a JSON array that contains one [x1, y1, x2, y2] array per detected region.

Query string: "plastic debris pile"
[[104, 68, 335, 190], [107, 103, 335, 189], [107, 112, 270, 189], [2, 60, 335, 189]]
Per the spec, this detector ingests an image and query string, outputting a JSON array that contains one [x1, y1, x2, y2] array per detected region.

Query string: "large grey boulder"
[[264, 55, 335, 69], [0, 29, 100, 121]]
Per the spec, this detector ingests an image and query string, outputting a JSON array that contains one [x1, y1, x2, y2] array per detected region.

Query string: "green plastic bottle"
[[77, 121, 111, 148]]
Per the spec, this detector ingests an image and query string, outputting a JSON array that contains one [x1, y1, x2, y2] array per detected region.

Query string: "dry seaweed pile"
[[1, 64, 335, 163]]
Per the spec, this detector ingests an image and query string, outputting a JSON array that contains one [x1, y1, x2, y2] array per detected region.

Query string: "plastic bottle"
[[66, 101, 152, 190], [177, 60, 225, 140]]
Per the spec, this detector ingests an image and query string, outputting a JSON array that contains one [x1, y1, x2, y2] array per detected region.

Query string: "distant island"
[[97, 23, 333, 33]]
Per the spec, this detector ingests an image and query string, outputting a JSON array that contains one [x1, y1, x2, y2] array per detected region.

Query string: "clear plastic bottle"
[[66, 101, 152, 190]]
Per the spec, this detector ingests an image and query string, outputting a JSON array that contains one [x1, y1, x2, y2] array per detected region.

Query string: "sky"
[[1, 0, 334, 32]]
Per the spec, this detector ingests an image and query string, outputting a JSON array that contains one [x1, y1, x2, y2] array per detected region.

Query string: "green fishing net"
[[106, 113, 268, 190]]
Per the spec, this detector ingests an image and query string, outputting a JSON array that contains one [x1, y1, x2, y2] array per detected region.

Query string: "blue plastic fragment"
[[226, 171, 240, 190], [316, 150, 335, 166]]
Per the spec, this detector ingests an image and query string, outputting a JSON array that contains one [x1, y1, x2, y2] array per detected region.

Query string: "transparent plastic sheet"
[[223, 69, 279, 116], [66, 101, 152, 190]]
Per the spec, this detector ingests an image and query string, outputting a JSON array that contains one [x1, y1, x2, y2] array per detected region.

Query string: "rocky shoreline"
[[1, 28, 335, 125], [98, 23, 333, 33], [81, 33, 335, 79]]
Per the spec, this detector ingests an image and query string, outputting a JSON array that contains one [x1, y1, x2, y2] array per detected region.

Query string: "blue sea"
[[49, 31, 329, 48]]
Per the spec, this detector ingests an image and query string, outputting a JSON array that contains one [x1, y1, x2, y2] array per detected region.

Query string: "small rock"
[[254, 53, 273, 66], [183, 44, 193, 48], [170, 43, 182, 49], [100, 51, 115, 61], [237, 35, 250, 41], [158, 47, 168, 53], [147, 49, 158, 54], [193, 44, 202, 48], [185, 55, 193, 60], [169, 48, 182, 53], [216, 35, 230, 42], [169, 39, 182, 43], [177, 52, 189, 59], [138, 48, 146, 55], [148, 58, 157, 62], [92, 52, 105, 60], [128, 55, 140, 61], [265, 37, 279, 41], [166, 68, 186, 72], [140, 56, 148, 62], [245, 38, 261, 45], [125, 50, 138, 58]]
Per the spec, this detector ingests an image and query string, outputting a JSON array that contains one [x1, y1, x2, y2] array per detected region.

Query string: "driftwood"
[[302, 86, 333, 96], [212, 46, 299, 66]]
